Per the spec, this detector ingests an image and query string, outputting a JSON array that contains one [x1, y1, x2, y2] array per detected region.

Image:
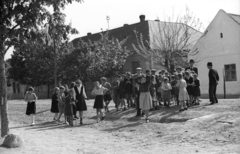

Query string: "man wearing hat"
[[186, 59, 198, 75], [207, 62, 219, 105]]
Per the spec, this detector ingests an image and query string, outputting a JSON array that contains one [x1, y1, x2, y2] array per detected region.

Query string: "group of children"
[[24, 66, 201, 125]]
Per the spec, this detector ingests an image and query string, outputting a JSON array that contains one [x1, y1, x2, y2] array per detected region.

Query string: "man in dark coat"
[[186, 59, 198, 75], [207, 62, 219, 105]]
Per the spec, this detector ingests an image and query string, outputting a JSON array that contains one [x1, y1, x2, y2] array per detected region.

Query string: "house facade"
[[188, 10, 240, 98]]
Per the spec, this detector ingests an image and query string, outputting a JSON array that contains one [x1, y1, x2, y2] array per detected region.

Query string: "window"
[[220, 33, 223, 38], [225, 64, 237, 81], [132, 61, 140, 74]]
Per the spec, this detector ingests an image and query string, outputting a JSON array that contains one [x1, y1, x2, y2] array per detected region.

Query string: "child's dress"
[[92, 85, 106, 109], [185, 76, 194, 96], [51, 93, 59, 113], [176, 79, 189, 101], [150, 82, 157, 102], [58, 93, 65, 114], [193, 78, 201, 97], [171, 80, 179, 96], [65, 95, 74, 116], [161, 83, 172, 100], [25, 92, 37, 115]]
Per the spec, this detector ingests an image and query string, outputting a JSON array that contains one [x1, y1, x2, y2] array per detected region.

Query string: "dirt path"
[[0, 99, 240, 154]]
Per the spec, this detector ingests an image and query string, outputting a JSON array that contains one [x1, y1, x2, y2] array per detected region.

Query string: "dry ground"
[[0, 99, 240, 154]]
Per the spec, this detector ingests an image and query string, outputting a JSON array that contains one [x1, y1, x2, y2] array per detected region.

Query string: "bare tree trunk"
[[53, 39, 57, 88], [0, 52, 9, 137]]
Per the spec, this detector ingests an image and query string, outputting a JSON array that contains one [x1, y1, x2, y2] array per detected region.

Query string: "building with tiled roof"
[[189, 9, 240, 98], [72, 15, 202, 74]]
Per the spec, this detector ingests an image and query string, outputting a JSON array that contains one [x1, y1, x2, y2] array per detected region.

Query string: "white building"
[[189, 10, 240, 98]]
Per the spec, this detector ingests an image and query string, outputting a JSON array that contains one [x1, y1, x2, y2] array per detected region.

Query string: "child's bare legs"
[[100, 109, 104, 120], [143, 110, 149, 122], [57, 112, 63, 121], [96, 109, 100, 122], [189, 95, 193, 106], [54, 113, 58, 120], [79, 111, 83, 124], [105, 100, 110, 112], [69, 116, 73, 126], [31, 114, 35, 125], [121, 99, 126, 110]]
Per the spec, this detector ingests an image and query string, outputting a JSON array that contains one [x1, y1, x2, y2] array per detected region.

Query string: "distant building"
[[189, 10, 240, 98], [72, 15, 202, 74]]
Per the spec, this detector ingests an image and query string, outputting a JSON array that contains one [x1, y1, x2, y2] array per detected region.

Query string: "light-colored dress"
[[176, 79, 189, 101], [58, 92, 65, 113]]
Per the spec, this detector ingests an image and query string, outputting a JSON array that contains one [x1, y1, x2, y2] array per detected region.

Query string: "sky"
[[4, 0, 240, 60]]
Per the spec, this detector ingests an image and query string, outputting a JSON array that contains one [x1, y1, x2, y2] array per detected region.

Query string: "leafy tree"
[[133, 6, 203, 73], [60, 33, 130, 83], [0, 0, 82, 137]]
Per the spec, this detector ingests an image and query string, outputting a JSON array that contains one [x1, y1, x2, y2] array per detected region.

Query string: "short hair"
[[171, 75, 175, 79], [100, 77, 107, 81], [94, 81, 100, 84], [163, 77, 169, 82], [146, 70, 150, 73], [60, 86, 65, 90], [28, 87, 34, 91], [185, 71, 190, 76], [75, 79, 82, 84], [54, 87, 60, 94], [178, 73, 183, 79], [70, 82, 76, 89], [193, 73, 198, 78]]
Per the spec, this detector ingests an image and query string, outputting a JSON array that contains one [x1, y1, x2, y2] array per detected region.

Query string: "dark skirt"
[[194, 86, 201, 97], [65, 102, 73, 116], [50, 100, 59, 113], [187, 85, 194, 96], [26, 102, 36, 115], [76, 94, 87, 111], [104, 93, 112, 102], [94, 95, 104, 109], [162, 90, 171, 100], [171, 87, 179, 96]]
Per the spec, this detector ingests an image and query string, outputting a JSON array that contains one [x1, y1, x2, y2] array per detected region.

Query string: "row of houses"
[[7, 9, 240, 99]]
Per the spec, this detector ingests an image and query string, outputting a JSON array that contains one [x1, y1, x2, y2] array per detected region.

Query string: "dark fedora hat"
[[207, 62, 213, 66], [189, 59, 195, 63]]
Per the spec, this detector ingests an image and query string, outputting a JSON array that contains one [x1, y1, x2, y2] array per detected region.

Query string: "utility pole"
[[106, 16, 110, 30]]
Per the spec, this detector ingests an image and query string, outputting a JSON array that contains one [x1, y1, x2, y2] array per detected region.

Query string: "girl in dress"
[[56, 86, 66, 124], [112, 75, 120, 110], [64, 89, 75, 126], [70, 82, 78, 119], [150, 75, 157, 110], [171, 75, 179, 106], [185, 71, 194, 107], [193, 74, 201, 105], [176, 73, 189, 111], [91, 81, 108, 123], [51, 87, 60, 121], [101, 77, 112, 112], [161, 77, 172, 107], [25, 87, 38, 126], [135, 75, 152, 123]]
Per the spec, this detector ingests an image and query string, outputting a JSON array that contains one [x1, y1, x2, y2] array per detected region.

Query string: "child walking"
[[25, 87, 38, 126], [171, 75, 179, 106], [51, 87, 60, 121], [193, 73, 201, 105], [64, 89, 75, 126], [91, 81, 108, 123], [135, 75, 152, 123], [161, 78, 172, 107], [56, 86, 66, 124], [176, 73, 189, 112]]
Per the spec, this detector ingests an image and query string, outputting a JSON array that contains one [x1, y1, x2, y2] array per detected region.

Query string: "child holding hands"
[[161, 77, 172, 107], [91, 81, 108, 123]]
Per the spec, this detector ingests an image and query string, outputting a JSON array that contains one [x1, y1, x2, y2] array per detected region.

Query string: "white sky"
[[4, 0, 240, 60]]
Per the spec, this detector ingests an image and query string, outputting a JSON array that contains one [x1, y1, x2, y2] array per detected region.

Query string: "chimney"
[[87, 32, 91, 36], [123, 24, 129, 27], [139, 15, 145, 22]]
